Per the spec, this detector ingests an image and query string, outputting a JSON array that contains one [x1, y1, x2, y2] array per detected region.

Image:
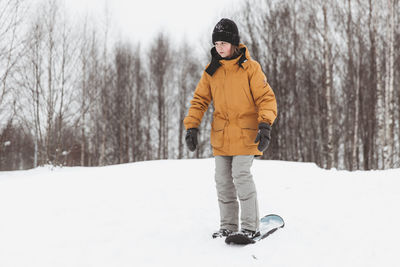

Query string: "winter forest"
[[0, 0, 399, 171]]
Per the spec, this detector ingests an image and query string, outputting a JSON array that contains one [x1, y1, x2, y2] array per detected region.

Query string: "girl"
[[183, 18, 277, 239]]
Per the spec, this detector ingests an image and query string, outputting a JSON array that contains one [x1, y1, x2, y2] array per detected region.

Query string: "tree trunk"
[[323, 4, 334, 169], [383, 0, 395, 169]]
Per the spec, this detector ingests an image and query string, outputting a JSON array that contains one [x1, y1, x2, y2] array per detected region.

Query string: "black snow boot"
[[212, 229, 233, 239], [237, 229, 260, 239]]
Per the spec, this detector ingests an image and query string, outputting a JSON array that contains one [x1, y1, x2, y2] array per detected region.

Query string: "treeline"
[[0, 0, 399, 171], [237, 0, 400, 170]]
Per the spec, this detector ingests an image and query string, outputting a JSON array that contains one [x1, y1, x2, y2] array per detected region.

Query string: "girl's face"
[[215, 41, 232, 58]]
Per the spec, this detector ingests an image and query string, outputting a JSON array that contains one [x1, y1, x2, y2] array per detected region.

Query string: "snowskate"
[[225, 214, 285, 245]]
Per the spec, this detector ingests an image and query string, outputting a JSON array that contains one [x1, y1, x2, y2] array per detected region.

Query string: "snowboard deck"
[[225, 214, 285, 245]]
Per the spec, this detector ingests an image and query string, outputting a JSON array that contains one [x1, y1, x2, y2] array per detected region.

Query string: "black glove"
[[254, 123, 271, 152], [185, 128, 198, 151]]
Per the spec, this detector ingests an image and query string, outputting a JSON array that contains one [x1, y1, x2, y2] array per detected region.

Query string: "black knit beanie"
[[212, 18, 240, 46]]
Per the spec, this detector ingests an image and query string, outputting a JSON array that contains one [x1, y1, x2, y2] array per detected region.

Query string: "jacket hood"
[[205, 43, 250, 76]]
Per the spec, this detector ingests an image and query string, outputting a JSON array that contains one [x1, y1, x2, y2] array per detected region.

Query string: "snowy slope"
[[1, 159, 400, 267]]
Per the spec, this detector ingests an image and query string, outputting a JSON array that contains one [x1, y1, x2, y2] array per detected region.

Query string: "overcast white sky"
[[61, 0, 242, 46]]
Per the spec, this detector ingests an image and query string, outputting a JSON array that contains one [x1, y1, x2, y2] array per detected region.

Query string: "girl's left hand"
[[254, 123, 271, 152]]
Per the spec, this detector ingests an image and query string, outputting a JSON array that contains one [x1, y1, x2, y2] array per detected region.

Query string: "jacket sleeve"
[[249, 62, 277, 125], [183, 70, 212, 130]]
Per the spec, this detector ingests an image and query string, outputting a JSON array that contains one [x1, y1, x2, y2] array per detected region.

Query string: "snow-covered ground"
[[1, 159, 399, 267]]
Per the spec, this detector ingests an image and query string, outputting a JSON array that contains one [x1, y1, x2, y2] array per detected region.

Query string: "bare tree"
[[322, 4, 334, 169], [0, 0, 24, 127], [15, 19, 45, 167], [98, 4, 112, 166], [148, 32, 172, 159], [13, 0, 79, 167], [131, 43, 145, 162], [113, 41, 133, 163], [177, 45, 200, 158], [74, 15, 102, 166], [86, 28, 102, 166], [383, 0, 395, 168], [78, 16, 90, 166]]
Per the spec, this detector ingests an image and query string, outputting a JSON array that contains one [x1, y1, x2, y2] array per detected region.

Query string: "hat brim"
[[212, 31, 240, 46]]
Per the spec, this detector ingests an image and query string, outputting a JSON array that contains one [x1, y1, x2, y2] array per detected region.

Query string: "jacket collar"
[[205, 43, 250, 76]]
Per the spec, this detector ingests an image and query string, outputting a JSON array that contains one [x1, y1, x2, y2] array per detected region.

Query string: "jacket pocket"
[[210, 116, 226, 148], [238, 115, 258, 147]]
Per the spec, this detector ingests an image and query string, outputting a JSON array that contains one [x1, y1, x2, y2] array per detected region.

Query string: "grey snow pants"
[[214, 155, 259, 232]]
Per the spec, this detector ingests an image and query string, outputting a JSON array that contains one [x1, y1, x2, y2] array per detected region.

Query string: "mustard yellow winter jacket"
[[184, 44, 277, 156]]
